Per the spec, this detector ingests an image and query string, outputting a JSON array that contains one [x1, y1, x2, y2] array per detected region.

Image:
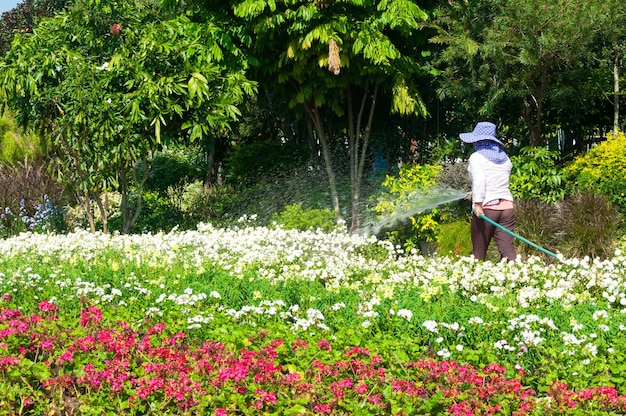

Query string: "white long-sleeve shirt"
[[468, 152, 513, 206]]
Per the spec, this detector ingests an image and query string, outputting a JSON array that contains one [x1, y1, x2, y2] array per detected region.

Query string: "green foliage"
[[174, 181, 239, 225], [271, 203, 337, 233], [142, 145, 207, 195], [566, 130, 626, 212], [0, 0, 71, 54], [108, 190, 191, 233], [373, 163, 448, 251], [430, 0, 614, 147], [0, 111, 51, 165], [0, 0, 256, 233], [226, 142, 311, 186], [510, 146, 567, 204], [436, 219, 472, 257]]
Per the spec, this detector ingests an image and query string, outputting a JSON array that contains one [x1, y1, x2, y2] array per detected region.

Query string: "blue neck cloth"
[[474, 140, 508, 164]]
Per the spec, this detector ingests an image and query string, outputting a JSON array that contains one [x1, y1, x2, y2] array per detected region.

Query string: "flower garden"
[[1, 222, 626, 415]]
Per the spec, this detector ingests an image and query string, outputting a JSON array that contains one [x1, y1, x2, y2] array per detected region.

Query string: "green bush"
[[565, 130, 626, 212], [271, 203, 337, 233], [0, 112, 50, 164], [141, 145, 207, 195], [371, 163, 462, 252], [510, 146, 567, 204], [108, 190, 191, 233]]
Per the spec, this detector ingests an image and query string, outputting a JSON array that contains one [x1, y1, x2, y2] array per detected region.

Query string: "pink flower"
[[37, 300, 57, 313], [291, 339, 309, 351], [56, 351, 74, 365], [79, 306, 103, 328], [215, 409, 228, 416], [0, 356, 21, 367], [312, 403, 333, 414], [317, 339, 332, 351]]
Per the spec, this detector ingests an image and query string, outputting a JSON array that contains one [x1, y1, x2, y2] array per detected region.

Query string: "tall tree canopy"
[[0, 0, 255, 233], [229, 0, 432, 230], [431, 0, 614, 147]]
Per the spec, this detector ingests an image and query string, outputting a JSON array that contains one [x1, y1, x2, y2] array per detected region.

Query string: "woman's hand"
[[473, 203, 484, 218]]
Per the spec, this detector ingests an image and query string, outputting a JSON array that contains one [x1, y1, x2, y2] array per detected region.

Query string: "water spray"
[[361, 187, 468, 237]]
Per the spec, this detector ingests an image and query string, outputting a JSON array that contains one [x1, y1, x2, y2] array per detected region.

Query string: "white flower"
[[437, 348, 451, 359], [362, 320, 371, 328], [494, 340, 508, 349], [592, 310, 609, 321], [468, 317, 483, 325], [397, 309, 413, 321], [456, 344, 463, 351], [422, 320, 438, 333]]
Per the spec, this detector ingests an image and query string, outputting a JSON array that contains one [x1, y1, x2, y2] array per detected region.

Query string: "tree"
[[231, 0, 431, 231], [0, 0, 255, 233], [0, 0, 72, 54], [431, 0, 613, 147]]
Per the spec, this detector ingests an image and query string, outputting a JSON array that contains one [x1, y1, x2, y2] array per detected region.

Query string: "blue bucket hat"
[[459, 122, 503, 145]]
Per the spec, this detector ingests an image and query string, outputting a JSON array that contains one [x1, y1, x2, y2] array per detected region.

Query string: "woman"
[[460, 121, 516, 261]]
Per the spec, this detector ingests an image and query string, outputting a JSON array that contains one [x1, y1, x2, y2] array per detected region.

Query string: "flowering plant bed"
[[1, 224, 626, 414]]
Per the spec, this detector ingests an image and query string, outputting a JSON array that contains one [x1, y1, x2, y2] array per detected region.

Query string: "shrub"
[[141, 145, 207, 195], [556, 191, 622, 259], [437, 161, 471, 192], [372, 163, 466, 253], [513, 198, 560, 261], [0, 112, 50, 164], [0, 160, 67, 236], [108, 191, 191, 233], [510, 146, 567, 204], [271, 203, 337, 233], [565, 130, 626, 212]]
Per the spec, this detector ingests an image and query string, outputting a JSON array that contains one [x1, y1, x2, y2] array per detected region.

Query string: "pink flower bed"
[[0, 303, 625, 414]]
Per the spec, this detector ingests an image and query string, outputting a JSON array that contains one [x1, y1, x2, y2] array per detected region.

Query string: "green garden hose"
[[478, 213, 559, 259]]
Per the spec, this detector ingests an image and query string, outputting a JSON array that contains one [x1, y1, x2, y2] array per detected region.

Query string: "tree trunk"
[[347, 83, 379, 232], [119, 157, 150, 234], [614, 52, 620, 135], [94, 192, 109, 234], [76, 190, 96, 233], [304, 103, 342, 220]]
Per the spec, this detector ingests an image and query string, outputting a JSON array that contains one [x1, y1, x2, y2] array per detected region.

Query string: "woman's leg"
[[492, 209, 517, 261], [471, 213, 496, 260]]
